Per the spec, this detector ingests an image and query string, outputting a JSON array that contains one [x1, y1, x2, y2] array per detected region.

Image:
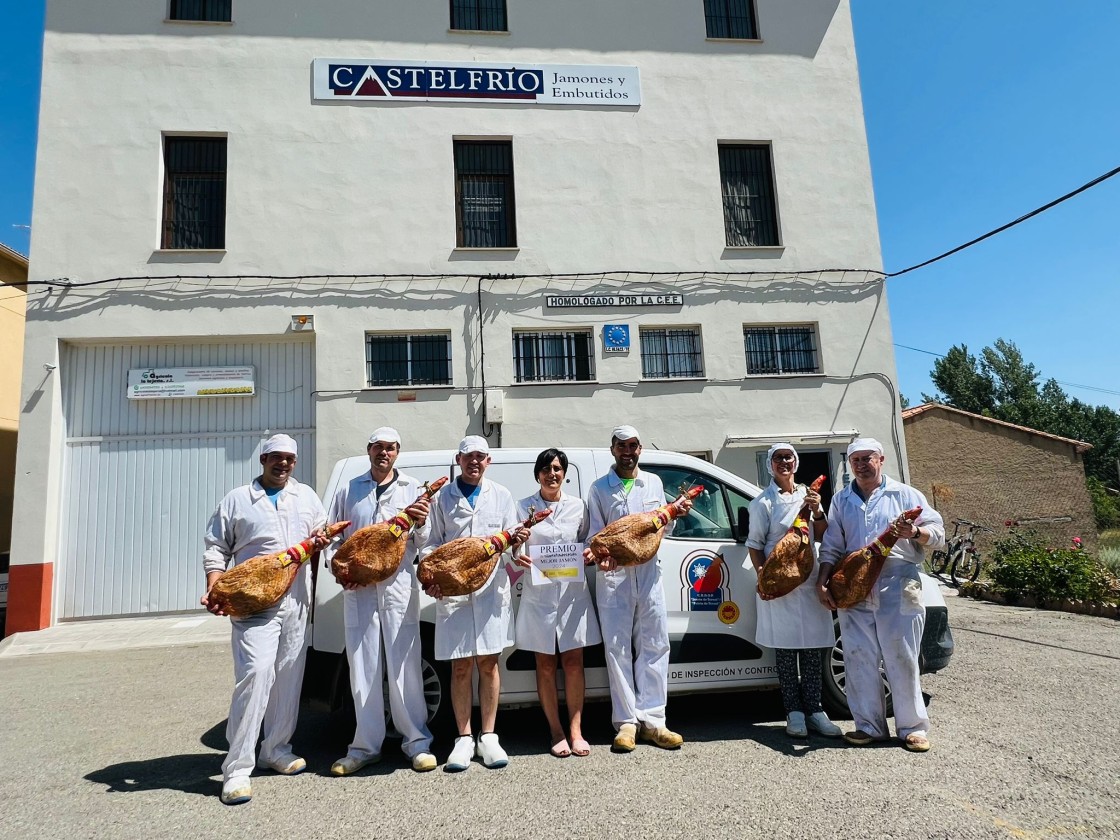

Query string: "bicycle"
[[928, 520, 962, 575], [949, 519, 993, 586]]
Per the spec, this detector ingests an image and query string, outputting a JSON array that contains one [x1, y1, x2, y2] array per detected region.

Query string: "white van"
[[305, 448, 954, 730]]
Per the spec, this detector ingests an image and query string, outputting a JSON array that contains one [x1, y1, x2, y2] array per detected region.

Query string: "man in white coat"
[[324, 427, 438, 775], [420, 435, 526, 772], [816, 438, 945, 752], [201, 433, 327, 805], [583, 425, 693, 752]]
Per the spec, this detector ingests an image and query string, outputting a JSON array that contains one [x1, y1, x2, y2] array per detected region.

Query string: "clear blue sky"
[[1, 2, 1117, 410]]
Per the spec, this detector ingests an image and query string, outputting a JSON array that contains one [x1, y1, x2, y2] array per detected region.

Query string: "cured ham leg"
[[330, 477, 448, 586], [757, 476, 826, 599], [827, 506, 923, 608], [418, 508, 552, 597], [209, 521, 350, 617], [588, 486, 703, 567]]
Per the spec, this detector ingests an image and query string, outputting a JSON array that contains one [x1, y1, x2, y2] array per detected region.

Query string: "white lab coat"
[[819, 475, 945, 739], [514, 491, 602, 654], [202, 477, 327, 783], [420, 477, 519, 660], [323, 470, 433, 761], [747, 482, 834, 649], [586, 467, 673, 731]]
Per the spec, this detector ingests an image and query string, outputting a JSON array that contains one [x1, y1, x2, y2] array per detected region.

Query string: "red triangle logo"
[[355, 69, 387, 97]]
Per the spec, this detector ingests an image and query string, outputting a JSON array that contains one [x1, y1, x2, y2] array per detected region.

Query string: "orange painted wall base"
[[5, 563, 53, 634]]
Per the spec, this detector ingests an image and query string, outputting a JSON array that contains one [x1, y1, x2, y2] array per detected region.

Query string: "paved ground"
[[1, 594, 1117, 839]]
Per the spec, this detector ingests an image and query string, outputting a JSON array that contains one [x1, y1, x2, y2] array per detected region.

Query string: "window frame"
[[718, 142, 781, 248], [512, 329, 596, 384], [703, 0, 760, 41], [742, 323, 822, 376], [639, 326, 706, 381], [168, 0, 233, 23], [364, 331, 454, 388], [160, 134, 228, 251], [453, 138, 517, 249], [449, 0, 509, 33]]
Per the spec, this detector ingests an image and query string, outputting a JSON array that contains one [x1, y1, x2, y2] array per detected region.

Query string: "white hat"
[[611, 425, 640, 443], [765, 442, 799, 477], [846, 437, 884, 459], [368, 426, 402, 446], [458, 435, 490, 455], [261, 433, 298, 457]]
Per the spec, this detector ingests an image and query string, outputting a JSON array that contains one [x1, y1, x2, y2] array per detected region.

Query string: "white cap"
[[368, 426, 402, 446], [261, 433, 298, 457], [846, 437, 884, 459], [611, 425, 640, 443], [458, 435, 490, 455], [765, 442, 799, 477]]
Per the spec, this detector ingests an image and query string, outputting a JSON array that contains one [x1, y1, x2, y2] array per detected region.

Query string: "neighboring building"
[[1, 243, 28, 635], [14, 0, 905, 628], [903, 403, 1095, 552]]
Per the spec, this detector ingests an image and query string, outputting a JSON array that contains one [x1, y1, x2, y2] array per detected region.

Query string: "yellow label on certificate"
[[529, 542, 584, 585]]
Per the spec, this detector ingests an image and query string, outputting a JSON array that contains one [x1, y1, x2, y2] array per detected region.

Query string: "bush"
[[1088, 477, 1120, 530], [1100, 530, 1120, 578], [987, 528, 1114, 605]]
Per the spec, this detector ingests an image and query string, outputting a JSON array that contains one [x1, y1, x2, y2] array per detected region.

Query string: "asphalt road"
[[1, 594, 1117, 840]]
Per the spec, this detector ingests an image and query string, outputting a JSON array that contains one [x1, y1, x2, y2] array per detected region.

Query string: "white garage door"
[[58, 339, 315, 619]]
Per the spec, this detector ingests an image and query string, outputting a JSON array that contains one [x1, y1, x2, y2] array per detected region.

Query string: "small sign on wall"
[[603, 325, 630, 354], [126, 366, 255, 400]]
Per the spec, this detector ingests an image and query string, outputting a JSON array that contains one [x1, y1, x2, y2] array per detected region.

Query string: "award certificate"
[[529, 542, 584, 585]]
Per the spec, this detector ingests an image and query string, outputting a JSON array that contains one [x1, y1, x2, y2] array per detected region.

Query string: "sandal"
[[550, 738, 571, 758], [903, 733, 931, 753], [571, 738, 591, 757]]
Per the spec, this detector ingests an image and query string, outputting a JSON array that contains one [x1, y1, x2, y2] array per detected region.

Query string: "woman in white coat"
[[515, 449, 602, 757], [747, 443, 843, 739]]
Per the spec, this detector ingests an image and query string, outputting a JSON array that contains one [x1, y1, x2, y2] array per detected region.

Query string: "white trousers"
[[837, 565, 928, 739], [223, 592, 308, 782], [597, 561, 670, 730], [343, 569, 432, 760]]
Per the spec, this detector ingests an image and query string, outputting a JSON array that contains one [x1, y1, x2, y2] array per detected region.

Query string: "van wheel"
[[821, 615, 894, 720]]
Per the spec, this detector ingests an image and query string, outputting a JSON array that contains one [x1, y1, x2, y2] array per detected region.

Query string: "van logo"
[[680, 550, 729, 611]]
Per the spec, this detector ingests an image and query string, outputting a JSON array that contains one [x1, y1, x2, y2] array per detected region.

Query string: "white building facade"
[[12, 0, 907, 629]]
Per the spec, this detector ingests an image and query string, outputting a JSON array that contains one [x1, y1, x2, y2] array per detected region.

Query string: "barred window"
[[513, 330, 594, 383], [718, 144, 779, 247], [454, 140, 516, 248], [366, 333, 452, 387], [703, 0, 758, 39], [640, 328, 704, 379], [170, 0, 232, 22], [744, 326, 820, 375], [162, 136, 226, 250], [451, 0, 507, 31]]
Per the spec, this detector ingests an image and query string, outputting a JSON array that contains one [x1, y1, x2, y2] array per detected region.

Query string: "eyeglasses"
[[771, 454, 796, 463], [540, 464, 565, 474], [849, 455, 880, 466]]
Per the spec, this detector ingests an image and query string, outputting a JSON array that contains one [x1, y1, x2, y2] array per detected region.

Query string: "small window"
[[451, 0, 507, 31], [744, 325, 820, 375], [641, 465, 736, 541], [513, 330, 594, 383], [454, 140, 516, 248], [640, 327, 704, 379], [162, 136, 226, 249], [719, 144, 779, 247], [366, 333, 452, 387], [703, 0, 758, 40], [170, 0, 232, 22]]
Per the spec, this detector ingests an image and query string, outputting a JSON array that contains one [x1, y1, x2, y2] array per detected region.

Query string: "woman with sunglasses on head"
[[747, 443, 842, 739], [514, 448, 602, 758]]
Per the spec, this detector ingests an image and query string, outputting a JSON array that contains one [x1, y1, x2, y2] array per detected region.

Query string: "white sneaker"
[[807, 711, 843, 737], [785, 711, 808, 738], [220, 776, 252, 805], [445, 736, 474, 772], [330, 753, 380, 776], [411, 752, 437, 772], [256, 752, 306, 775], [476, 733, 509, 768]]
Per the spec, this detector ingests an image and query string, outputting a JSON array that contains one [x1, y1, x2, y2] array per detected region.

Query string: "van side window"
[[642, 466, 733, 541], [725, 486, 753, 542]]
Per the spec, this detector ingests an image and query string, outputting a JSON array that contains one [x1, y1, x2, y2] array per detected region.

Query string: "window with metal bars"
[[170, 0, 232, 22], [703, 0, 758, 39], [513, 330, 594, 383], [366, 333, 452, 387], [744, 326, 820, 375], [640, 328, 704, 379], [454, 140, 516, 248], [450, 0, 507, 31], [162, 136, 227, 250], [719, 144, 779, 247]]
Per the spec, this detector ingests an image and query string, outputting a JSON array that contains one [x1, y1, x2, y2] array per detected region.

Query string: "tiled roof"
[[902, 402, 1092, 453]]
